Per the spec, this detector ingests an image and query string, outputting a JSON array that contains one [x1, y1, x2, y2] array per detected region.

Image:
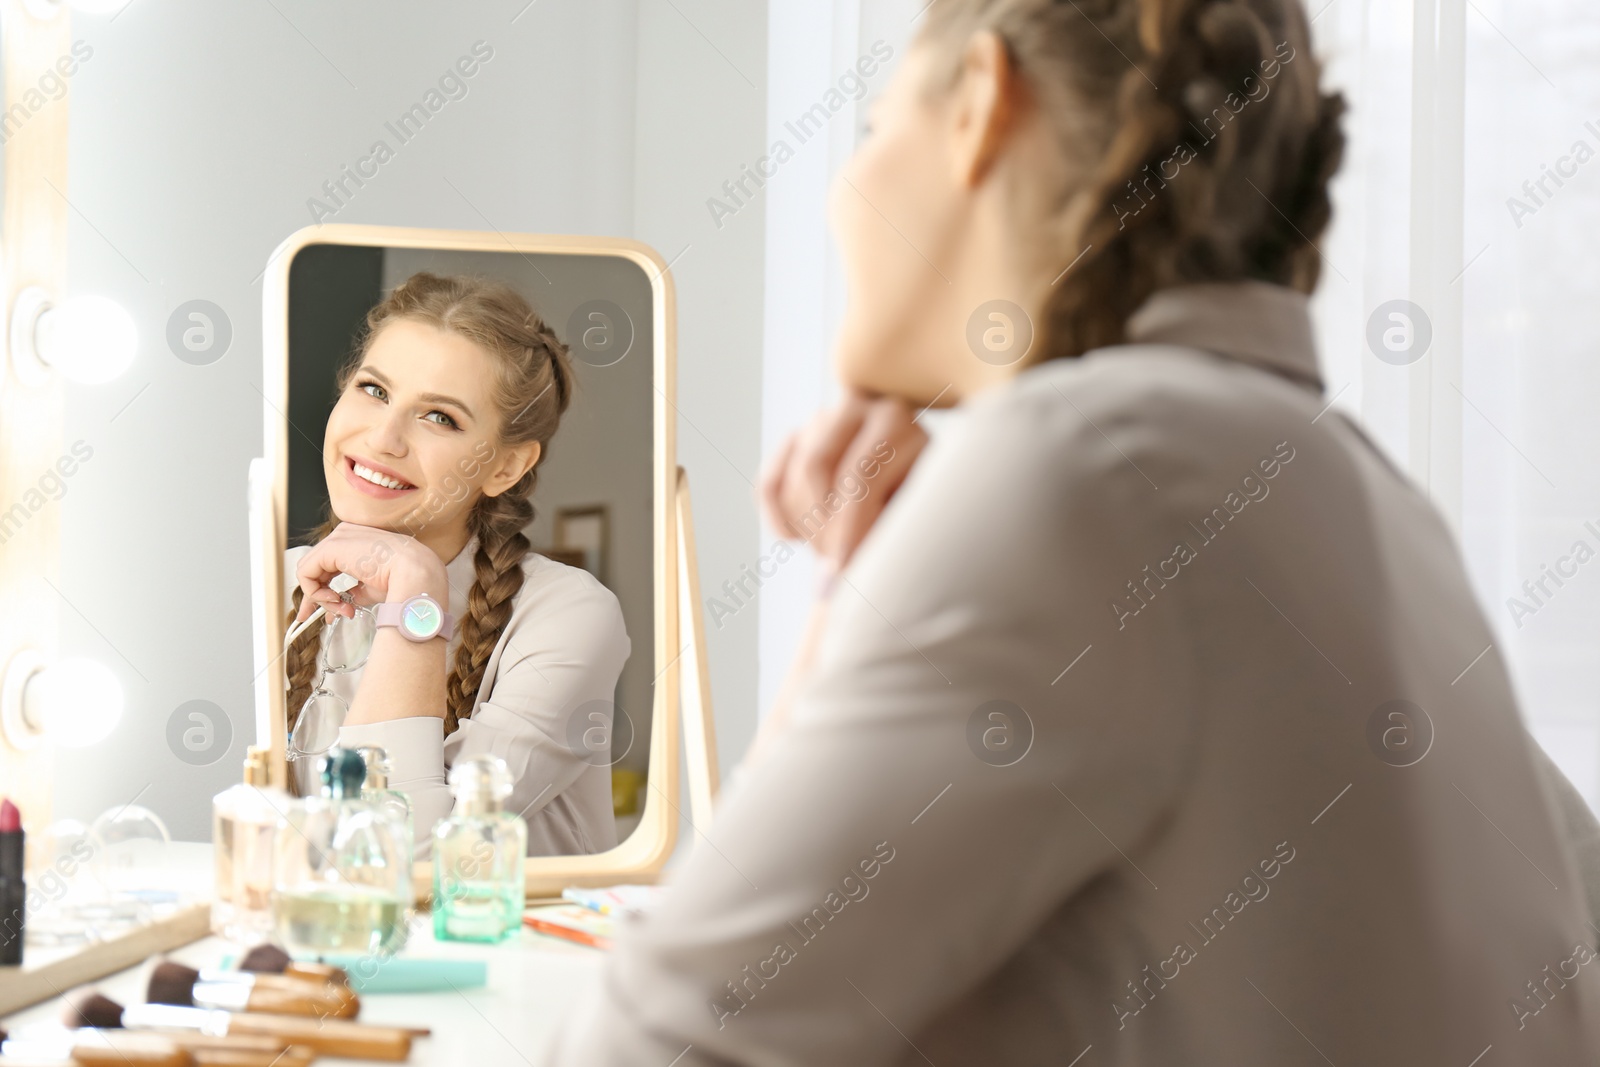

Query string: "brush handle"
[[135, 1034, 288, 1057], [282, 962, 348, 986], [186, 1046, 314, 1067], [66, 1040, 194, 1067], [241, 984, 358, 1020], [245, 974, 360, 1017], [224, 1013, 411, 1061]]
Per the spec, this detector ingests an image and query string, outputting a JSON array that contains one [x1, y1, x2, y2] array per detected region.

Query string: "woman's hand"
[[744, 393, 928, 770], [293, 523, 449, 623], [760, 390, 929, 584]]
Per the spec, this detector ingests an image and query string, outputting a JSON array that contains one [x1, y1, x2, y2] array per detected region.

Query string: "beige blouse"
[[284, 536, 628, 856], [540, 281, 1600, 1064]]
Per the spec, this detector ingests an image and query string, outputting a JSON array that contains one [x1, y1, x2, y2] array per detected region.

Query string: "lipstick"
[[0, 796, 23, 965]]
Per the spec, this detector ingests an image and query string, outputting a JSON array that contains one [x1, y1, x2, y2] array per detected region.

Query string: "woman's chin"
[[833, 332, 947, 406], [327, 488, 403, 529]]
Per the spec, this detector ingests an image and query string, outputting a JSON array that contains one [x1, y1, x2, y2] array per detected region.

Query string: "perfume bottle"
[[433, 756, 527, 943], [211, 746, 287, 943], [274, 747, 410, 957], [357, 746, 414, 860]]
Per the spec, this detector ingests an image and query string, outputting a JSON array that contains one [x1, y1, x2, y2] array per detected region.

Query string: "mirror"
[[257, 224, 685, 898]]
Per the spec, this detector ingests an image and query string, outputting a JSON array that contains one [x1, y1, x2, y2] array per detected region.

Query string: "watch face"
[[402, 597, 442, 639]]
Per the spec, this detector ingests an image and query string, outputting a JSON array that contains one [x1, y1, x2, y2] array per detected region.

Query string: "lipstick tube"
[[0, 797, 24, 966]]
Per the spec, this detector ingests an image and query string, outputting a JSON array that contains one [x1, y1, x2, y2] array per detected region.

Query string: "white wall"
[[631, 0, 768, 779], [51, 0, 766, 839]]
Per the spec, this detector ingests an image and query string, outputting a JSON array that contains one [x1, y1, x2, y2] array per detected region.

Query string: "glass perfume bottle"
[[433, 755, 527, 943], [357, 745, 414, 861], [274, 747, 410, 956], [211, 746, 287, 943]]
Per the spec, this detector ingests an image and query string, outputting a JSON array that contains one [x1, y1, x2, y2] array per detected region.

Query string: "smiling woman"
[[282, 271, 630, 860]]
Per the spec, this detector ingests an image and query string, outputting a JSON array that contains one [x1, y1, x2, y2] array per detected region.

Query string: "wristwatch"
[[375, 593, 456, 643]]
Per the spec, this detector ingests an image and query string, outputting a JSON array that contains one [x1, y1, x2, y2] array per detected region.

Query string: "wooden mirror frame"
[[257, 224, 686, 900]]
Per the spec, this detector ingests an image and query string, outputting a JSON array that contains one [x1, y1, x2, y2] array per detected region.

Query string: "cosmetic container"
[[211, 746, 287, 943], [432, 755, 526, 942], [274, 747, 410, 957], [0, 797, 23, 964], [356, 745, 414, 860]]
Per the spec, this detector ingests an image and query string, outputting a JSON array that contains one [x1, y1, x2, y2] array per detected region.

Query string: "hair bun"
[[1195, 1, 1266, 88]]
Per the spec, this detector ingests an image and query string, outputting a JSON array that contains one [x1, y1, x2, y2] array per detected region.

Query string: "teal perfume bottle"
[[432, 755, 526, 943], [274, 747, 410, 956]]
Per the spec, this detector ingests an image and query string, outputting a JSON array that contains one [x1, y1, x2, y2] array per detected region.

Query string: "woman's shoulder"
[[507, 551, 628, 639]]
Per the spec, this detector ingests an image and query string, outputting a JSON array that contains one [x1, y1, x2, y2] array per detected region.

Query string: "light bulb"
[[24, 657, 124, 748], [34, 295, 138, 385]]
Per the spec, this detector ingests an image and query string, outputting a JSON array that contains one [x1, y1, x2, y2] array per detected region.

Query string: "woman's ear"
[[949, 30, 1023, 189], [481, 440, 542, 498]]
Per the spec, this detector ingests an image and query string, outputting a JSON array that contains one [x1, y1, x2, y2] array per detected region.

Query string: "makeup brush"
[[148, 961, 358, 1019], [59, 992, 316, 1067], [2, 1028, 196, 1067], [236, 943, 348, 987], [119, 1003, 412, 1061], [232, 946, 429, 1038]]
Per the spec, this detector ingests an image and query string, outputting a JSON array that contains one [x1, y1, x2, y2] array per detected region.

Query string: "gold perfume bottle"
[[211, 746, 288, 943]]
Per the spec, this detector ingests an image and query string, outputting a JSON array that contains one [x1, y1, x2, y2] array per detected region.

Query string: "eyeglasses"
[[286, 593, 377, 762]]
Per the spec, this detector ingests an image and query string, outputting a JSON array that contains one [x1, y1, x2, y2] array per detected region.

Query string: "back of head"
[[917, 0, 1344, 360]]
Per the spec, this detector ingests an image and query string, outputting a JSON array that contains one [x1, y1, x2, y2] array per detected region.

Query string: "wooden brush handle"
[[153, 1035, 288, 1055], [186, 1046, 315, 1067], [246, 975, 360, 1019], [240, 984, 358, 1020], [68, 1041, 194, 1067], [282, 962, 348, 986], [225, 1012, 411, 1061]]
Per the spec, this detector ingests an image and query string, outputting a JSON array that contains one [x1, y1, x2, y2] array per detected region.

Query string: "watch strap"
[[375, 595, 456, 641]]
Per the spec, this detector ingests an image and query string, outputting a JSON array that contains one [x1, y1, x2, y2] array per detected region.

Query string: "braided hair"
[[285, 271, 574, 739], [918, 0, 1345, 359]]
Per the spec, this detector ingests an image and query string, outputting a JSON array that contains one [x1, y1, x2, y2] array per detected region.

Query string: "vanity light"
[[0, 649, 124, 751], [9, 287, 137, 386]]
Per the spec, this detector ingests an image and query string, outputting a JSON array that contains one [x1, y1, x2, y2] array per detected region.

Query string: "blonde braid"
[[443, 482, 536, 736], [284, 515, 340, 735]]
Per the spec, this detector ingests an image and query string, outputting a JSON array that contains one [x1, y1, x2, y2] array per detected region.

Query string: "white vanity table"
[[0, 843, 607, 1066]]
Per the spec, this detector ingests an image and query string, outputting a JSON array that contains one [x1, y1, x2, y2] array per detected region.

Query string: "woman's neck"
[[412, 521, 472, 568]]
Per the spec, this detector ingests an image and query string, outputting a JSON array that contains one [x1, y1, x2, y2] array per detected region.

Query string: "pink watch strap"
[[375, 595, 455, 641]]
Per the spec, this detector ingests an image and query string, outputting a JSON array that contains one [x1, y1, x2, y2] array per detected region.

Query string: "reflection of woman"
[[546, 0, 1600, 1062], [284, 271, 627, 857]]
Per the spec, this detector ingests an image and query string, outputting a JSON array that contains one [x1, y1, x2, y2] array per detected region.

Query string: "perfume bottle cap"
[[357, 746, 392, 790], [242, 746, 270, 788], [447, 755, 513, 809], [318, 747, 368, 799]]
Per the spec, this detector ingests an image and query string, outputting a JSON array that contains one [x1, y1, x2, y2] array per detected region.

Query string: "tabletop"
[[0, 843, 608, 1066]]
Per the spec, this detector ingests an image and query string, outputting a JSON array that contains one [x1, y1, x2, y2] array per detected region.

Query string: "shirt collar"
[[442, 533, 479, 616], [1122, 280, 1323, 391]]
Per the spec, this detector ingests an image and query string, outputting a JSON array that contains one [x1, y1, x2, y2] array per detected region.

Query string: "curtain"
[[1312, 0, 1600, 807]]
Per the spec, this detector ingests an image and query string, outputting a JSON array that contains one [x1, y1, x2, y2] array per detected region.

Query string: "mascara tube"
[[0, 797, 24, 965]]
